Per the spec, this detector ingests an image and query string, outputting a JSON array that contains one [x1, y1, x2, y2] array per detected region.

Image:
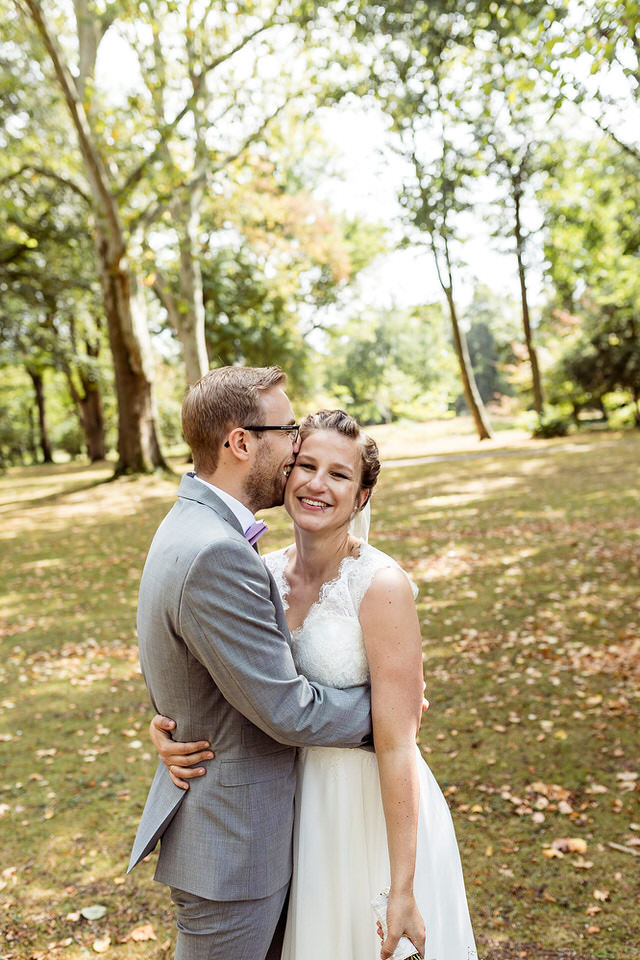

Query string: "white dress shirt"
[[192, 474, 256, 535]]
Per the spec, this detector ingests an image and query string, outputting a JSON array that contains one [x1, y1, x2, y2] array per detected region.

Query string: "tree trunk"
[[80, 381, 106, 461], [513, 176, 544, 416], [66, 364, 106, 462], [444, 289, 493, 440], [153, 194, 209, 388], [95, 230, 166, 473], [177, 199, 209, 385], [27, 367, 54, 463]]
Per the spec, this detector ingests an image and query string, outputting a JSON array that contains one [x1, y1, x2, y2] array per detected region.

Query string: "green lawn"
[[1, 429, 638, 960]]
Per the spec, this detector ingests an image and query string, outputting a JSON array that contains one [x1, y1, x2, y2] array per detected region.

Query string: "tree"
[[554, 0, 640, 165], [322, 303, 457, 424], [0, 164, 108, 461], [15, 0, 165, 472], [541, 138, 640, 422]]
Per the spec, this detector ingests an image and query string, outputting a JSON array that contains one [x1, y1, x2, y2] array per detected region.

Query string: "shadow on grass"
[[1, 432, 639, 959]]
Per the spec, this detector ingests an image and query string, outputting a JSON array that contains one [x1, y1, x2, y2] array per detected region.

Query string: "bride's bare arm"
[[360, 568, 426, 960]]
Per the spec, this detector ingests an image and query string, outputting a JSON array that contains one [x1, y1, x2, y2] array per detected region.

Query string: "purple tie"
[[244, 520, 268, 546]]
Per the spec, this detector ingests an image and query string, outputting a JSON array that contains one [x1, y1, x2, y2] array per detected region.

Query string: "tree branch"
[[591, 113, 640, 165], [0, 164, 91, 204], [116, 14, 282, 200], [209, 97, 290, 175]]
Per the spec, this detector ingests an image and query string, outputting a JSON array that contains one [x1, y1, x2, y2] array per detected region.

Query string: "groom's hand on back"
[[149, 715, 214, 790]]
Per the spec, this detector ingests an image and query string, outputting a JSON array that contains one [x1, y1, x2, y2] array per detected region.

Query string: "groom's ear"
[[224, 428, 251, 461]]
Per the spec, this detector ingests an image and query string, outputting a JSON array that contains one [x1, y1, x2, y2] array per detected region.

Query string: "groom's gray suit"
[[128, 474, 371, 955]]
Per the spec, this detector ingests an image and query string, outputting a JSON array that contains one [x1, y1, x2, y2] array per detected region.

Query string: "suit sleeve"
[[178, 538, 371, 748]]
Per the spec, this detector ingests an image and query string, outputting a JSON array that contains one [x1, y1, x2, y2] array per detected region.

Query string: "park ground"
[[0, 424, 639, 960]]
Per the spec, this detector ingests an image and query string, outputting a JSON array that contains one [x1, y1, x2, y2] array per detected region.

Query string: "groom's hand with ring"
[[149, 715, 214, 790]]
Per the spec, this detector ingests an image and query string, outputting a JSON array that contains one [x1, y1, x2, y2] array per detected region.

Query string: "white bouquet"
[[370, 891, 423, 960]]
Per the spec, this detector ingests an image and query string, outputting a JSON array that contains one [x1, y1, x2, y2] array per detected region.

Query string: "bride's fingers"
[[169, 761, 207, 777], [160, 748, 214, 767], [167, 762, 209, 789]]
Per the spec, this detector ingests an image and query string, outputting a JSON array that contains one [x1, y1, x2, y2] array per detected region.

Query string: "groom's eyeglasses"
[[224, 424, 300, 447]]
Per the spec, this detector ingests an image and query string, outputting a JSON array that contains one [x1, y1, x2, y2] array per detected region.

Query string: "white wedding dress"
[[265, 543, 478, 960]]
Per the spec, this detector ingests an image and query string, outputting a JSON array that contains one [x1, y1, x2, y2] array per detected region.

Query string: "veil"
[[348, 500, 371, 543]]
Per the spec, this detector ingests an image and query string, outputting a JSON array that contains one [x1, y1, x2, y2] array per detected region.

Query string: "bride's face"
[[284, 430, 364, 534]]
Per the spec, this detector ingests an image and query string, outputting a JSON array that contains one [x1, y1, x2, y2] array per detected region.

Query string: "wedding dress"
[[265, 542, 478, 960]]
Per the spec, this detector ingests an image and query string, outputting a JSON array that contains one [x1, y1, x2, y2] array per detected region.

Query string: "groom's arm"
[[178, 537, 371, 749]]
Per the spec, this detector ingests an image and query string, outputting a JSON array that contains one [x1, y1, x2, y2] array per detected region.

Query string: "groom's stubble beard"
[[244, 445, 287, 513]]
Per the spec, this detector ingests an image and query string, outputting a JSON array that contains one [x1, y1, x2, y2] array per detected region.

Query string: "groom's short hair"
[[182, 366, 287, 474]]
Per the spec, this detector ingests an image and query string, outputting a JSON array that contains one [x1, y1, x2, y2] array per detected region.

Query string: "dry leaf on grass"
[[122, 923, 157, 942], [552, 837, 588, 854], [81, 905, 107, 921], [593, 888, 610, 901]]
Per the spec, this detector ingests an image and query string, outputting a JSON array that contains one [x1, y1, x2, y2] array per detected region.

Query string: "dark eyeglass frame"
[[224, 424, 300, 448]]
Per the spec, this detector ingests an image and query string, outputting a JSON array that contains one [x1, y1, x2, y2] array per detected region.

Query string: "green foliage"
[[531, 410, 572, 438], [321, 304, 458, 423], [0, 366, 38, 468], [541, 140, 640, 420]]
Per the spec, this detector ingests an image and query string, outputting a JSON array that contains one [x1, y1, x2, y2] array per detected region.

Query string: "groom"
[[128, 366, 372, 960]]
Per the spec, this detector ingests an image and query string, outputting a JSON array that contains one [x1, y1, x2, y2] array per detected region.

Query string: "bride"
[[150, 410, 477, 960]]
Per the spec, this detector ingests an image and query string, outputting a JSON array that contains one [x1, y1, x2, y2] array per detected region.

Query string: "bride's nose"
[[306, 471, 326, 492]]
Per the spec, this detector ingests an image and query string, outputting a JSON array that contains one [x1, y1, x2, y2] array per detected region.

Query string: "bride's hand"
[[381, 889, 425, 960], [149, 715, 214, 790]]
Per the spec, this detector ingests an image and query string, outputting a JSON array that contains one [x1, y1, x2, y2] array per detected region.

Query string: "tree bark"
[[65, 362, 106, 462], [153, 199, 209, 388], [23, 0, 166, 473], [95, 229, 165, 472], [444, 287, 493, 440], [513, 174, 544, 416], [80, 382, 106, 461], [26, 367, 53, 463], [177, 198, 209, 386]]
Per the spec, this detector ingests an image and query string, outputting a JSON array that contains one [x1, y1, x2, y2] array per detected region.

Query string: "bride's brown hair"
[[298, 410, 381, 496]]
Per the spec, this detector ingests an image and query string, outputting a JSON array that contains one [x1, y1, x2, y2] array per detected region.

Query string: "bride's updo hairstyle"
[[298, 410, 381, 501]]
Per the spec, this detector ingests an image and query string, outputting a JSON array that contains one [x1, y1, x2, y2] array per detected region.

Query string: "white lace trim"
[[265, 543, 417, 688], [265, 542, 417, 626]]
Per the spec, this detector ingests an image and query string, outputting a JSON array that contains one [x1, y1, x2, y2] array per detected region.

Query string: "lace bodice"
[[265, 543, 417, 688]]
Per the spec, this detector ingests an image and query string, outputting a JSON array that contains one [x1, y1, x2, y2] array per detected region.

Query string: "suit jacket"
[[128, 474, 371, 901]]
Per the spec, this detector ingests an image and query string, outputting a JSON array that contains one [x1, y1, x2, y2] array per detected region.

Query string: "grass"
[[0, 428, 638, 960]]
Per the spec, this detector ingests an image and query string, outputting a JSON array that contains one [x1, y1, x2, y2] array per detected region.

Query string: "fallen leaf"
[[93, 935, 111, 953], [81, 904, 108, 921], [543, 847, 563, 859], [551, 837, 587, 854], [124, 923, 157, 942], [593, 889, 610, 901]]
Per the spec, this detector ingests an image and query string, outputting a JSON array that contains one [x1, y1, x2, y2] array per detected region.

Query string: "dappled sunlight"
[[2, 433, 639, 959]]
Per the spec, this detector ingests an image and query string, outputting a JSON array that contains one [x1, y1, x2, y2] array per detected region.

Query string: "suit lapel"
[[176, 473, 245, 537]]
